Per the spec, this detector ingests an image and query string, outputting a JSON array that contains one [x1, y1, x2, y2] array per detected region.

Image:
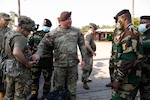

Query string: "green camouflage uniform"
[[112, 24, 143, 100], [109, 28, 123, 83], [28, 30, 53, 97], [36, 26, 87, 100], [3, 31, 32, 100], [82, 32, 96, 82], [0, 27, 10, 93], [139, 31, 150, 100]]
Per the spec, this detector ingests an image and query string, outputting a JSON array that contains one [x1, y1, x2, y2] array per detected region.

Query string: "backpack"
[[43, 89, 70, 100]]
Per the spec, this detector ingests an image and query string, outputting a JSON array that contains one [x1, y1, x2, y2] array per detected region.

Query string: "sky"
[[0, 0, 150, 30]]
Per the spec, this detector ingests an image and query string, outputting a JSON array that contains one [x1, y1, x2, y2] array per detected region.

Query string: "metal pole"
[[18, 0, 21, 17], [132, 0, 134, 24]]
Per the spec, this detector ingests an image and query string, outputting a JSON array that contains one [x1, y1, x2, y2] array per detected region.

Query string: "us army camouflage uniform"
[[28, 30, 53, 97], [112, 24, 143, 100], [109, 28, 123, 83], [36, 26, 87, 100], [82, 32, 96, 83], [139, 31, 150, 100], [0, 27, 10, 93], [3, 31, 32, 100]]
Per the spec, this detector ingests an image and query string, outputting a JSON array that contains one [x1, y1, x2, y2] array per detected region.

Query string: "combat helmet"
[[18, 16, 36, 32]]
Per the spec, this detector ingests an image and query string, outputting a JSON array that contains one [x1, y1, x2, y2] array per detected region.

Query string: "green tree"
[[133, 17, 139, 28], [80, 25, 89, 33]]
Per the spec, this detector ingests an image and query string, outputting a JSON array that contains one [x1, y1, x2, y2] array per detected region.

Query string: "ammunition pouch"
[[3, 59, 23, 77]]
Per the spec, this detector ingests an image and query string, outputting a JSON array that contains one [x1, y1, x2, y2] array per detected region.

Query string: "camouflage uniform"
[[138, 16, 150, 100], [108, 29, 123, 84], [3, 16, 35, 100], [28, 30, 53, 97], [3, 31, 32, 100], [36, 26, 87, 100], [112, 24, 143, 100], [0, 27, 10, 93], [82, 32, 96, 83], [139, 33, 150, 100]]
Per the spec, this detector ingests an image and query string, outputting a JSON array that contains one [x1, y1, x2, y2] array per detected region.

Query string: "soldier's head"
[[88, 23, 98, 34], [18, 16, 35, 36], [139, 16, 150, 33], [59, 11, 72, 29], [42, 18, 52, 32], [0, 12, 11, 28], [114, 9, 132, 30]]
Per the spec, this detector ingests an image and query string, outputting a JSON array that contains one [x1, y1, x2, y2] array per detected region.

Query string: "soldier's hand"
[[92, 52, 96, 56], [112, 80, 121, 92], [81, 61, 85, 69], [30, 54, 40, 64]]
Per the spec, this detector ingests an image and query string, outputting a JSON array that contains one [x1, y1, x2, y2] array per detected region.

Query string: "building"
[[95, 28, 114, 41]]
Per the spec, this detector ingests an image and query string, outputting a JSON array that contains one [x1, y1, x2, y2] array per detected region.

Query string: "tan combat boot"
[[83, 82, 89, 90], [0, 92, 3, 100]]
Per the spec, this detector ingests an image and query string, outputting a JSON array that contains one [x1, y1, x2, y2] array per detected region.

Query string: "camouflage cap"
[[60, 11, 72, 21], [140, 16, 150, 20], [18, 16, 36, 31], [114, 9, 130, 20], [0, 12, 11, 20], [89, 23, 98, 30]]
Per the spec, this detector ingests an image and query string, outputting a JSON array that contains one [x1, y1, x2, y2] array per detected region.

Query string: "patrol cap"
[[60, 11, 72, 21], [0, 12, 11, 20], [114, 9, 130, 20], [140, 16, 150, 20], [43, 18, 52, 27], [89, 23, 98, 30], [18, 16, 36, 32]]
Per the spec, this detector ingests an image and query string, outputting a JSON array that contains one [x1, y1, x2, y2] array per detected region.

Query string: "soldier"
[[29, 18, 53, 99], [3, 16, 36, 100], [81, 23, 97, 89], [111, 9, 143, 100], [106, 19, 123, 87], [138, 16, 150, 100], [0, 12, 11, 99], [31, 11, 87, 100]]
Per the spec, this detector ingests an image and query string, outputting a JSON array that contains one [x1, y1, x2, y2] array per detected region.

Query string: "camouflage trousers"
[[81, 56, 93, 82], [109, 57, 115, 83], [112, 67, 141, 100], [54, 66, 78, 100], [0, 71, 5, 93], [139, 63, 150, 100], [31, 66, 53, 96], [3, 69, 32, 100]]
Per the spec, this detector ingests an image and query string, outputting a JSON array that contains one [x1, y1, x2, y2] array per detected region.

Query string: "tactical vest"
[[1, 31, 25, 77]]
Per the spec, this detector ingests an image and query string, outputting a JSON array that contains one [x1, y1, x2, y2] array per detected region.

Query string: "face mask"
[[138, 24, 148, 33], [116, 22, 121, 29], [42, 26, 50, 32]]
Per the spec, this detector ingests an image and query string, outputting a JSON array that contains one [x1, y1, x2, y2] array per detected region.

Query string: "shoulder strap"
[[9, 35, 22, 51]]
